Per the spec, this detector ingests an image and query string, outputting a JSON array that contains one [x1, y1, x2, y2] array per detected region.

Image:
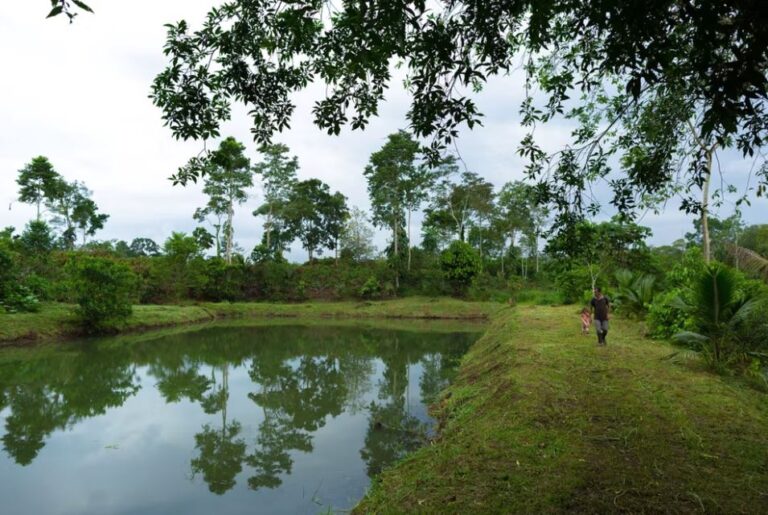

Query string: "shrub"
[[359, 276, 382, 299], [68, 256, 138, 332], [647, 288, 691, 339], [2, 285, 41, 313], [673, 263, 763, 366], [194, 258, 245, 301], [554, 266, 593, 304], [613, 269, 657, 318], [440, 241, 481, 296]]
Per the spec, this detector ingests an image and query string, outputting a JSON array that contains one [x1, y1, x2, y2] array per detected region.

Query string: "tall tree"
[[423, 164, 494, 249], [71, 196, 109, 246], [364, 131, 431, 276], [252, 143, 299, 255], [46, 179, 106, 249], [16, 156, 61, 220], [283, 179, 348, 262], [194, 137, 253, 264]]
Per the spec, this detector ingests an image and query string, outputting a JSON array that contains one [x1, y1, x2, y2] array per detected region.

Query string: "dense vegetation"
[[3, 135, 767, 379]]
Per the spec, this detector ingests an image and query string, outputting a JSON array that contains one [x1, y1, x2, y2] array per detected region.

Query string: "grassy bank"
[[357, 305, 768, 513], [0, 297, 501, 345]]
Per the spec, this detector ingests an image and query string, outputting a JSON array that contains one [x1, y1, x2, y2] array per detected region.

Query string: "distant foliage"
[[68, 256, 137, 332]]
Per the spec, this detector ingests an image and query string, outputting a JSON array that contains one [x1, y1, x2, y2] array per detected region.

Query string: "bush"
[[2, 285, 41, 313], [68, 256, 138, 332], [647, 288, 691, 339], [359, 276, 382, 299], [440, 241, 481, 296], [554, 266, 594, 304], [193, 258, 245, 301]]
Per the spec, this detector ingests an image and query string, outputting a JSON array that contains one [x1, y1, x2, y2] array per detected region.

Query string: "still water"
[[0, 322, 479, 514]]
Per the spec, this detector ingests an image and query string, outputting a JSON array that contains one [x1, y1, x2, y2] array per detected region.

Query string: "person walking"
[[590, 287, 610, 346]]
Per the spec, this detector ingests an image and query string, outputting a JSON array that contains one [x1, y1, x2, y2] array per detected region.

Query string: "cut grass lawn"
[[356, 305, 768, 513], [0, 297, 501, 345]]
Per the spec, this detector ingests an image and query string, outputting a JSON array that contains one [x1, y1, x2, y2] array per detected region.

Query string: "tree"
[[494, 181, 547, 277], [686, 212, 745, 264], [440, 241, 481, 296], [423, 163, 494, 249], [192, 227, 216, 253], [547, 218, 652, 292], [340, 207, 376, 262], [19, 220, 56, 256], [283, 179, 348, 262], [151, 1, 768, 237], [364, 131, 431, 274], [192, 137, 253, 264], [128, 237, 160, 257], [67, 256, 137, 333], [71, 196, 109, 246], [45, 179, 105, 249], [16, 156, 61, 220], [252, 143, 299, 256]]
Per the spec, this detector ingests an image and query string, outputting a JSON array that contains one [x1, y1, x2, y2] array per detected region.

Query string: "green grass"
[[0, 297, 501, 345], [356, 305, 768, 513]]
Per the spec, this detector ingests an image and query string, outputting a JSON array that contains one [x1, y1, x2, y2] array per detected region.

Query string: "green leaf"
[[47, 5, 64, 18], [72, 0, 94, 13]]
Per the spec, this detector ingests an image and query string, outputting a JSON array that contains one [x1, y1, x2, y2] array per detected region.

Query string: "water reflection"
[[0, 324, 477, 513]]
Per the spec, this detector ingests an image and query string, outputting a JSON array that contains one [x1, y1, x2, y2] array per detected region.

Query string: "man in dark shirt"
[[590, 287, 610, 346]]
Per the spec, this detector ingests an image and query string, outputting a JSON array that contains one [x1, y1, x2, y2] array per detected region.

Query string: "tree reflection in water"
[[0, 324, 476, 495]]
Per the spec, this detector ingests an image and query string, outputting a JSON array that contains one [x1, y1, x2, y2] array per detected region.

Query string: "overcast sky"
[[1, 2, 765, 262]]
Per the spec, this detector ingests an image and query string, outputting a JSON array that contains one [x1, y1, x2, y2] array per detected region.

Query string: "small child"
[[580, 308, 592, 335]]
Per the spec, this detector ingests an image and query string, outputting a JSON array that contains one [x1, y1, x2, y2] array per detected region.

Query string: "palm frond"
[[727, 244, 768, 280], [673, 330, 710, 347]]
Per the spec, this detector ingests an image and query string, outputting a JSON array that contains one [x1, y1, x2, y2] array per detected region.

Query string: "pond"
[[0, 322, 480, 514]]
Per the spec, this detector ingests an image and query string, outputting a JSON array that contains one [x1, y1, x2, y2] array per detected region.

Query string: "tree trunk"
[[479, 224, 484, 271], [225, 202, 234, 265], [266, 204, 273, 250], [36, 200, 41, 221], [407, 209, 412, 272], [393, 217, 400, 290], [702, 148, 713, 264]]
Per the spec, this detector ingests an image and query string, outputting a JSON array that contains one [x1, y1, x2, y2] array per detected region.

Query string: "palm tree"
[[614, 269, 657, 318], [673, 263, 760, 365]]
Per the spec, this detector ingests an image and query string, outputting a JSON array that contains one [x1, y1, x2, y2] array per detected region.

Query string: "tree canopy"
[[147, 0, 768, 236]]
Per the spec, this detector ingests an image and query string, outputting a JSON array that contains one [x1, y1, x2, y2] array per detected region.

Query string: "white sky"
[[1, 2, 765, 262]]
